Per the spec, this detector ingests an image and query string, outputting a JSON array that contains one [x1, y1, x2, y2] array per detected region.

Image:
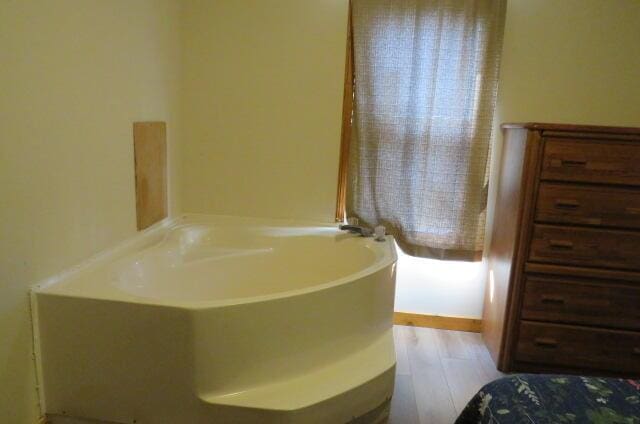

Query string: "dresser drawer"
[[522, 276, 640, 330], [541, 138, 640, 186], [536, 182, 640, 229], [515, 321, 640, 373], [529, 224, 640, 271]]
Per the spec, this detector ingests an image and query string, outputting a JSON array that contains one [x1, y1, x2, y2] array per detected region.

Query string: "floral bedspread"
[[455, 374, 640, 424]]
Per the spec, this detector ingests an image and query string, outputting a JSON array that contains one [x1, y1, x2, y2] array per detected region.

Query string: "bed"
[[455, 374, 640, 424]]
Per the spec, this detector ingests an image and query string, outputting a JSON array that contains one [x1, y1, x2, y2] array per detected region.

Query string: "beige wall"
[[180, 0, 640, 319], [180, 0, 348, 222], [3, 0, 640, 421], [0, 1, 182, 422], [484, 0, 640, 283], [494, 0, 640, 127], [179, 0, 640, 228]]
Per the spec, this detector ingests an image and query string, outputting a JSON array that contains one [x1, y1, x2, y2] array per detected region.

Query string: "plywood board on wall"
[[133, 122, 167, 230]]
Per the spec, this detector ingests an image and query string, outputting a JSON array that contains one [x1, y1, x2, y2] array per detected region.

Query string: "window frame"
[[334, 1, 354, 222]]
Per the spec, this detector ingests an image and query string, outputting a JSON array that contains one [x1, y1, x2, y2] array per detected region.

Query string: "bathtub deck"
[[388, 325, 504, 424]]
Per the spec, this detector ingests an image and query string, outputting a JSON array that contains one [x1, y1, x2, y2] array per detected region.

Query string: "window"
[[337, 0, 506, 261]]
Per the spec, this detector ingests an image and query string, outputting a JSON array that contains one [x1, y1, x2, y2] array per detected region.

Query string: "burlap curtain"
[[347, 0, 506, 261]]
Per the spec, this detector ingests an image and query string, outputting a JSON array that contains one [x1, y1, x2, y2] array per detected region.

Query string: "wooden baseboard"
[[393, 311, 482, 333]]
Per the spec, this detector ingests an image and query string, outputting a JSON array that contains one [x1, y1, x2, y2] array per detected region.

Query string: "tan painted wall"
[[0, 1, 182, 422], [484, 0, 640, 287], [180, 0, 348, 222], [495, 0, 640, 127], [3, 0, 640, 421], [178, 0, 640, 319]]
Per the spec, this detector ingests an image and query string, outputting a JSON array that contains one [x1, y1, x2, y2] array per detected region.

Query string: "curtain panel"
[[347, 0, 506, 261]]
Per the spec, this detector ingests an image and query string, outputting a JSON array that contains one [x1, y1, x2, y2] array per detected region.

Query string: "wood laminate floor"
[[388, 325, 505, 424]]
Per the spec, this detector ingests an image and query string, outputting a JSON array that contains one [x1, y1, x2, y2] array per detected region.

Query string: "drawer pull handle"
[[626, 207, 640, 215], [633, 347, 640, 356], [561, 159, 587, 167], [541, 295, 565, 305], [549, 240, 573, 249], [555, 199, 580, 209], [534, 337, 558, 348]]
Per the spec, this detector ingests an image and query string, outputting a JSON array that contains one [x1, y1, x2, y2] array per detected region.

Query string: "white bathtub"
[[33, 215, 398, 423]]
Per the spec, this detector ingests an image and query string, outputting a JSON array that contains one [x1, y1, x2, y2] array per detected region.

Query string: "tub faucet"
[[339, 220, 386, 241], [339, 224, 373, 237]]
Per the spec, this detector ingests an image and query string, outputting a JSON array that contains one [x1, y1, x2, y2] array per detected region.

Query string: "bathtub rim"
[[31, 213, 398, 310]]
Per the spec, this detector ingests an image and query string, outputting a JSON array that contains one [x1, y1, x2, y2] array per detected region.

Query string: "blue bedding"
[[455, 374, 640, 424]]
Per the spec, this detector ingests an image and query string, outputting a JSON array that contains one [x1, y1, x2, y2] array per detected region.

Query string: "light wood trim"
[[394, 312, 482, 333], [334, 0, 354, 222], [133, 121, 168, 230]]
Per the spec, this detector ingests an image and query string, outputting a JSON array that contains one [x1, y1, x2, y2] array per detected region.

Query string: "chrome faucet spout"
[[338, 224, 373, 237]]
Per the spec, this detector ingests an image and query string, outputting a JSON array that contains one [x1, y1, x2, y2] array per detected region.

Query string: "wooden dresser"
[[483, 122, 640, 377]]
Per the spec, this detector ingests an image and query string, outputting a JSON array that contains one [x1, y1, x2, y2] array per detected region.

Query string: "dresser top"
[[501, 122, 640, 135]]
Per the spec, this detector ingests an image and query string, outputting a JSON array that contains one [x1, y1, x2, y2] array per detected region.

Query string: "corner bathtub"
[[33, 215, 398, 423]]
